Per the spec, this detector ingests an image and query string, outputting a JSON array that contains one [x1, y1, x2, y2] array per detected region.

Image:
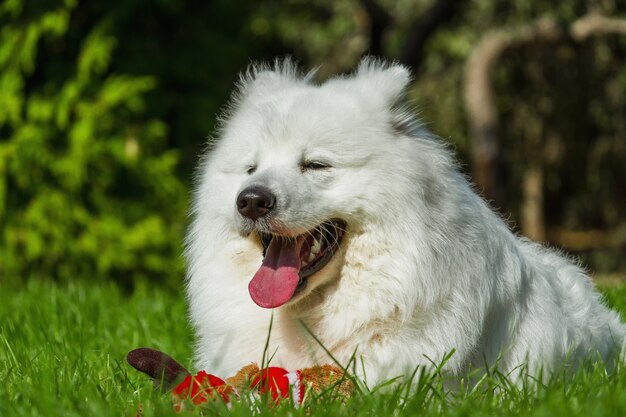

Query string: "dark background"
[[1, 0, 625, 289]]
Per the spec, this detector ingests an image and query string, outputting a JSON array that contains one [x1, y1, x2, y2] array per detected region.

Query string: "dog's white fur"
[[186, 59, 625, 385]]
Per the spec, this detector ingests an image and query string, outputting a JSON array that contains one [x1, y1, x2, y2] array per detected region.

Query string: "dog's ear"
[[355, 58, 411, 105], [127, 348, 190, 392], [326, 58, 411, 108]]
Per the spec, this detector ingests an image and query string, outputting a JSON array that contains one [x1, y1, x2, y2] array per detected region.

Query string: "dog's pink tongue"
[[248, 236, 304, 308]]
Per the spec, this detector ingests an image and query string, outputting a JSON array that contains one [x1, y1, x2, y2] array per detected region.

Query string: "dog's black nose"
[[236, 186, 276, 221]]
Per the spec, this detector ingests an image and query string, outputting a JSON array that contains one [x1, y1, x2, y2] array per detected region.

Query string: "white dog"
[[185, 59, 625, 385]]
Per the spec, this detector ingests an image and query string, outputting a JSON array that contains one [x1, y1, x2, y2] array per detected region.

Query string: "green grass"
[[1, 279, 625, 417]]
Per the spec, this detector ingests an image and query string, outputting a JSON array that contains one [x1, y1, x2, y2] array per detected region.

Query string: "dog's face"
[[204, 60, 414, 309]]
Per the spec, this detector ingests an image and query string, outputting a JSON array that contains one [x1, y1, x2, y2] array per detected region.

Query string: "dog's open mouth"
[[248, 219, 346, 309]]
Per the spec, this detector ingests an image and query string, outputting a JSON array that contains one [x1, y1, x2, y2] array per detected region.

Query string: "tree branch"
[[399, 0, 468, 70], [463, 17, 561, 203], [360, 0, 392, 58]]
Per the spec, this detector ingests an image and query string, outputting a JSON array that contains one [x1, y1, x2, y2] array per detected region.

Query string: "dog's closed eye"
[[300, 161, 331, 172]]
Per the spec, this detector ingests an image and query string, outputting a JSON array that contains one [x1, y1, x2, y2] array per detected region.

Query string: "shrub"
[[0, 0, 187, 286]]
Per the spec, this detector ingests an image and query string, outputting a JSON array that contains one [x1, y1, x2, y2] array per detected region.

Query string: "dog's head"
[[193, 59, 433, 310]]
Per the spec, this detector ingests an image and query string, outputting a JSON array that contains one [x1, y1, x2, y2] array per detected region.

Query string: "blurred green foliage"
[[0, 0, 286, 287], [0, 0, 187, 286]]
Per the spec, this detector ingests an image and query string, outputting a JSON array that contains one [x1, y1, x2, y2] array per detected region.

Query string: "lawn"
[[1, 279, 625, 417]]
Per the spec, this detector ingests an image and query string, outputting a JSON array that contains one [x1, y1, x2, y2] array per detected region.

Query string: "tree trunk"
[[521, 164, 545, 241]]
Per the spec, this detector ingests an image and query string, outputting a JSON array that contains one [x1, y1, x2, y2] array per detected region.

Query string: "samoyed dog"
[[185, 58, 625, 385]]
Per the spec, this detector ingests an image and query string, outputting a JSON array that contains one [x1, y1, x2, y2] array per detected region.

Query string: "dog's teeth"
[[311, 238, 322, 254], [308, 252, 316, 262]]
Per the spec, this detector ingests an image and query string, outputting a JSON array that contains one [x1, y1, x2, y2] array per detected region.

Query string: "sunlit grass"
[[0, 280, 192, 416], [1, 279, 624, 416]]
